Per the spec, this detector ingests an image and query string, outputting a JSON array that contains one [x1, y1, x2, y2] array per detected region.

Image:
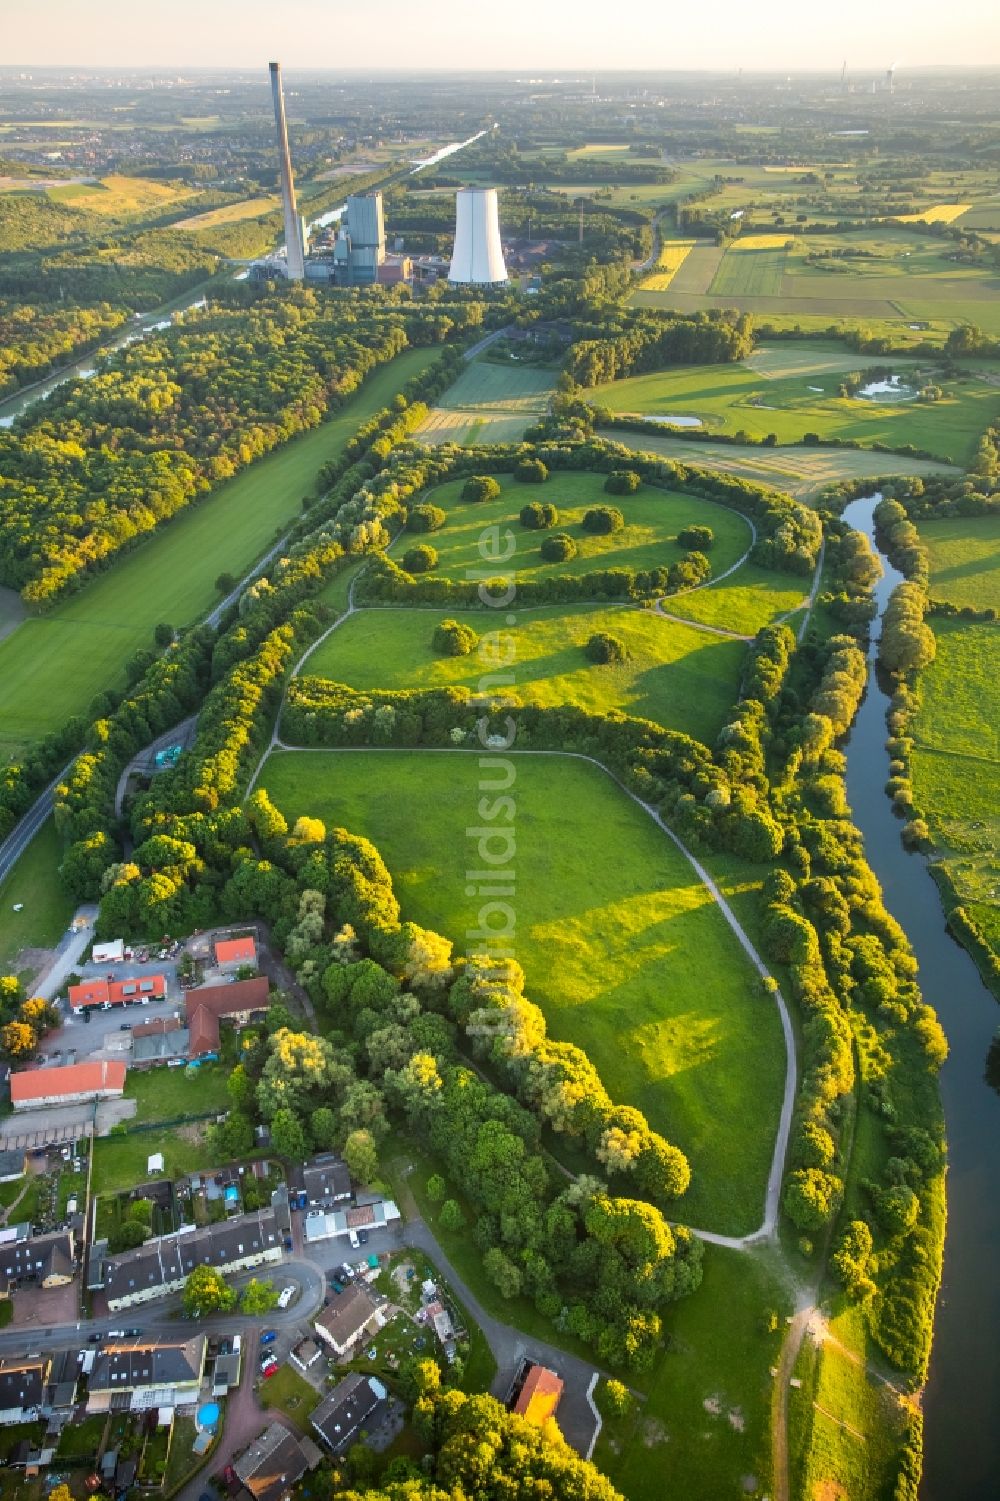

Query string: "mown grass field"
[[598, 427, 958, 500], [413, 471, 752, 583], [0, 819, 76, 974], [664, 563, 811, 637], [302, 602, 746, 744], [0, 348, 437, 760], [416, 357, 556, 447], [921, 515, 1000, 609], [589, 342, 1000, 464], [173, 195, 280, 229], [596, 1246, 789, 1501], [910, 618, 1000, 918], [260, 749, 786, 1235]]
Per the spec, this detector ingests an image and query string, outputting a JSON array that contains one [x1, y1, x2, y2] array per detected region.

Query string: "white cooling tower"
[[448, 187, 508, 286]]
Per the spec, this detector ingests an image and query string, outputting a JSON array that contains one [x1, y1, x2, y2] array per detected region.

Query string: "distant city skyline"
[[6, 0, 999, 72]]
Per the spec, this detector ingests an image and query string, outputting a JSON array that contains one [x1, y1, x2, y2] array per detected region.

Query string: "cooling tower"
[[448, 187, 508, 286], [269, 61, 305, 281]]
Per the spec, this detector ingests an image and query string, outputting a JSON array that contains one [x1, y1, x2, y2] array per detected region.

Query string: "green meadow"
[[416, 356, 556, 446], [921, 514, 1000, 609], [0, 349, 437, 760], [0, 819, 76, 973], [414, 471, 752, 582], [302, 602, 746, 744], [589, 342, 1000, 465], [259, 748, 786, 1236]]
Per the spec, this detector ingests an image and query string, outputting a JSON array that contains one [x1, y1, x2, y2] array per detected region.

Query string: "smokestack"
[[269, 61, 305, 281], [448, 188, 508, 286]]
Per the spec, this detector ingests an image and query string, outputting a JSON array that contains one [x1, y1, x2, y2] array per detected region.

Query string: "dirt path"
[[772, 1298, 814, 1501]]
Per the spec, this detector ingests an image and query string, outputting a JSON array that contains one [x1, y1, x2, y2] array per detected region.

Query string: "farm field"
[[638, 239, 696, 291], [415, 357, 556, 447], [595, 1246, 789, 1501], [301, 602, 747, 744], [910, 618, 1000, 920], [173, 195, 280, 229], [0, 348, 437, 761], [709, 239, 787, 297], [600, 428, 959, 499], [921, 515, 1000, 609], [589, 342, 1000, 465], [46, 173, 195, 215], [259, 749, 787, 1236], [0, 819, 76, 974], [410, 471, 752, 583]]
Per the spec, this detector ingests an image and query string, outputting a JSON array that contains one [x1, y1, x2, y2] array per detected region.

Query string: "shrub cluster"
[[407, 503, 446, 533], [582, 505, 624, 535], [586, 632, 629, 664], [519, 501, 559, 530], [540, 532, 577, 563], [432, 619, 478, 657], [604, 469, 642, 495]]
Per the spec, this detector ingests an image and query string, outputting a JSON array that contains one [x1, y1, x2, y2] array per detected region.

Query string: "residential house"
[[302, 1156, 351, 1209], [10, 1060, 126, 1111], [0, 1359, 48, 1425], [0, 1150, 25, 1185], [311, 1373, 388, 1454], [103, 1211, 282, 1310], [68, 975, 166, 1013], [185, 976, 270, 1058], [233, 1422, 321, 1501], [0, 1229, 75, 1297], [42, 1350, 79, 1415], [212, 1336, 242, 1397], [313, 1284, 382, 1357], [87, 1337, 207, 1413], [513, 1364, 564, 1427], [214, 936, 257, 972]]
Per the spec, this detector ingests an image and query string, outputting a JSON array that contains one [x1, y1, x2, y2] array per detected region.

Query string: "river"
[[841, 495, 1000, 1501]]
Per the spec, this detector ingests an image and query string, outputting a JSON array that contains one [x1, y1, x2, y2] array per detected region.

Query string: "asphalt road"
[[0, 762, 73, 885]]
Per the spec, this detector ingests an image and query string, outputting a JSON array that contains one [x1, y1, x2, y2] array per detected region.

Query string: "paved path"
[[29, 903, 99, 1002], [114, 716, 197, 819]]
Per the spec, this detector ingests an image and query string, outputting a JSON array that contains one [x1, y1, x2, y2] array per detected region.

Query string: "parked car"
[[222, 1466, 236, 1485], [348, 1229, 360, 1249], [260, 1358, 279, 1379], [106, 1329, 126, 1338], [260, 1330, 277, 1346], [87, 1332, 103, 1344], [328, 1279, 345, 1295], [119, 1023, 131, 1032], [123, 1327, 142, 1336], [283, 1236, 292, 1251], [276, 1285, 295, 1309], [358, 1229, 369, 1245]]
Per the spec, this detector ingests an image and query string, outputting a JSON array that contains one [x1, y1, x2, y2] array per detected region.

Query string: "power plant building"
[[269, 61, 305, 281], [448, 187, 508, 286], [332, 193, 386, 285]]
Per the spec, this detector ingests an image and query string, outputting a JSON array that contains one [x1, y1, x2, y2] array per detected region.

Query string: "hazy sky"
[[6, 0, 999, 71]]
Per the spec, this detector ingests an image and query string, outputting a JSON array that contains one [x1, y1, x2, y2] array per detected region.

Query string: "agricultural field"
[[173, 195, 280, 229], [409, 471, 753, 583], [46, 174, 196, 215], [601, 426, 959, 499], [910, 618, 1000, 919], [0, 348, 437, 761], [589, 341, 1000, 465], [259, 748, 787, 1236], [415, 356, 556, 447], [638, 239, 695, 291], [0, 819, 76, 974], [632, 226, 1000, 332], [302, 602, 746, 744], [596, 1246, 789, 1501], [921, 514, 1000, 609]]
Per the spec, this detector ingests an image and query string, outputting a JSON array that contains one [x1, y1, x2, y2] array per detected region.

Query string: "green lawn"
[[921, 515, 1000, 610], [258, 1363, 320, 1434], [124, 1060, 231, 1121], [91, 1064, 230, 1196], [595, 1246, 789, 1501], [910, 618, 1000, 923], [0, 819, 77, 974], [664, 563, 811, 637], [598, 426, 957, 500], [413, 471, 752, 585], [0, 348, 438, 761], [589, 343, 1000, 465], [301, 602, 746, 744], [260, 750, 785, 1235], [417, 357, 556, 448]]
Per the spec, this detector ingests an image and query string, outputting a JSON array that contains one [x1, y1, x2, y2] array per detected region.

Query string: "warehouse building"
[[10, 1060, 126, 1111]]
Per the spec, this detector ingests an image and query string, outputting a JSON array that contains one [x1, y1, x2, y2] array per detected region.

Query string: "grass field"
[[173, 195, 279, 229], [589, 342, 1000, 464], [259, 750, 785, 1235], [664, 563, 811, 637], [0, 349, 437, 761], [598, 427, 958, 500], [411, 471, 752, 584], [910, 618, 1000, 919], [921, 515, 1000, 609], [709, 242, 788, 297], [301, 602, 746, 743], [595, 1246, 789, 1501], [47, 174, 194, 215], [416, 357, 556, 447], [91, 1063, 230, 1193], [0, 819, 76, 975], [639, 239, 696, 291]]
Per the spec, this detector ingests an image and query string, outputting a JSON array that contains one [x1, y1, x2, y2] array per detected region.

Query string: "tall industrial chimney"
[[269, 61, 305, 281], [448, 188, 508, 286]]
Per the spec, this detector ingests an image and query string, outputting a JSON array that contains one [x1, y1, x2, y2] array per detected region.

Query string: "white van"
[[348, 1229, 360, 1249]]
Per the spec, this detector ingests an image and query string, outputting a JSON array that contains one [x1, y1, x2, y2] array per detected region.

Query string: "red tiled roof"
[[513, 1365, 563, 1426], [10, 1060, 126, 1104], [185, 976, 269, 1057], [69, 976, 166, 1009], [215, 937, 256, 965]]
